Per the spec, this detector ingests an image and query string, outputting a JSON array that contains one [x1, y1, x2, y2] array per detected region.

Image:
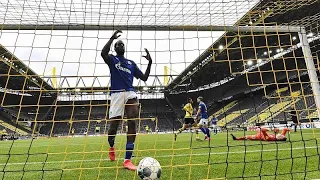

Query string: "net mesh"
[[0, 0, 320, 180]]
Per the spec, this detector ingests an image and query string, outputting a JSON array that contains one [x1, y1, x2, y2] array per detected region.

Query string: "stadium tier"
[[0, 0, 320, 179]]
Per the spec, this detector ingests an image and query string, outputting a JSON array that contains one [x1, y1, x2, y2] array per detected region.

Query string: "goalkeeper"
[[231, 128, 289, 141]]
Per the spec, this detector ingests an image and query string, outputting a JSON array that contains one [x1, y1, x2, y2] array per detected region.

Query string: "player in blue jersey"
[[211, 115, 218, 135], [195, 96, 211, 140], [101, 30, 152, 170]]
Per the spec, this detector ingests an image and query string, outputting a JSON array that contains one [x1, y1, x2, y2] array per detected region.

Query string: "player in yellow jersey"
[[71, 128, 75, 136], [175, 98, 199, 141], [1, 129, 7, 141]]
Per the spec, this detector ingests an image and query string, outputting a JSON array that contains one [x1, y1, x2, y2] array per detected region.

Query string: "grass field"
[[0, 129, 320, 180]]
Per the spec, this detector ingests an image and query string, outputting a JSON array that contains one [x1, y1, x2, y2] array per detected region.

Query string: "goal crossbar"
[[1, 24, 303, 32]]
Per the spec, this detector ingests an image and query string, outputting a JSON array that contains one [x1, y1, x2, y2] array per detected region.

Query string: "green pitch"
[[0, 129, 319, 180]]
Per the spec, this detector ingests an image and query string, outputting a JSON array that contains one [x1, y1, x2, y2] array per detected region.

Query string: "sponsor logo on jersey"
[[115, 62, 131, 74]]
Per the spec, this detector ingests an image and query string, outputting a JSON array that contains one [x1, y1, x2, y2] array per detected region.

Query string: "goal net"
[[0, 0, 319, 179]]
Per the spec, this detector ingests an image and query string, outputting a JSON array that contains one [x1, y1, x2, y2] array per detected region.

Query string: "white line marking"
[[0, 139, 178, 148], [0, 146, 318, 166]]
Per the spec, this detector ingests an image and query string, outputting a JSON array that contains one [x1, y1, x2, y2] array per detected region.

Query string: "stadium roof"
[[167, 0, 320, 93], [0, 44, 53, 91]]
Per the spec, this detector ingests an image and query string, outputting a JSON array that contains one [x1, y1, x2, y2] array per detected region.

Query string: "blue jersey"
[[211, 117, 218, 125], [106, 55, 144, 93], [198, 102, 208, 119]]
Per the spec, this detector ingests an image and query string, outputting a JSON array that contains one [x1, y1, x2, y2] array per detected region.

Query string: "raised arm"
[[139, 48, 153, 81], [101, 30, 122, 64]]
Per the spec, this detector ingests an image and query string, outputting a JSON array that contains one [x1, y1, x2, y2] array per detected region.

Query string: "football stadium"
[[0, 0, 320, 179]]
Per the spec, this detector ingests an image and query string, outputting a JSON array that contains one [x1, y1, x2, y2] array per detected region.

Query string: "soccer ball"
[[137, 157, 161, 180]]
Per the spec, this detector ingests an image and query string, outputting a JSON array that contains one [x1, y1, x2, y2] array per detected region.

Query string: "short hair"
[[197, 96, 203, 101], [114, 40, 124, 49], [188, 98, 192, 102]]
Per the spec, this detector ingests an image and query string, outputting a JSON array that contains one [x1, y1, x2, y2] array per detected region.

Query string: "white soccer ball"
[[137, 157, 161, 180]]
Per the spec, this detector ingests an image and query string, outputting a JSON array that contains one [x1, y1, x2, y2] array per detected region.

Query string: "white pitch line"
[[0, 139, 183, 148], [0, 146, 318, 166]]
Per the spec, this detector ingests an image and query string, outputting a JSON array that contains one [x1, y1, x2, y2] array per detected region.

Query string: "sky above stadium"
[[0, 0, 260, 88]]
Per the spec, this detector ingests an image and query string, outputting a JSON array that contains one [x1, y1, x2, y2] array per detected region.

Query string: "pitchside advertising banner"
[[248, 120, 320, 131]]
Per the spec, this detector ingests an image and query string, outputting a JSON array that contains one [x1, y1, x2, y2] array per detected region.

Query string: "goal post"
[[298, 28, 320, 119]]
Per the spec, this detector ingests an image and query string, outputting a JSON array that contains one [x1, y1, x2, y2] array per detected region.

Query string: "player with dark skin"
[[101, 30, 152, 170]]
